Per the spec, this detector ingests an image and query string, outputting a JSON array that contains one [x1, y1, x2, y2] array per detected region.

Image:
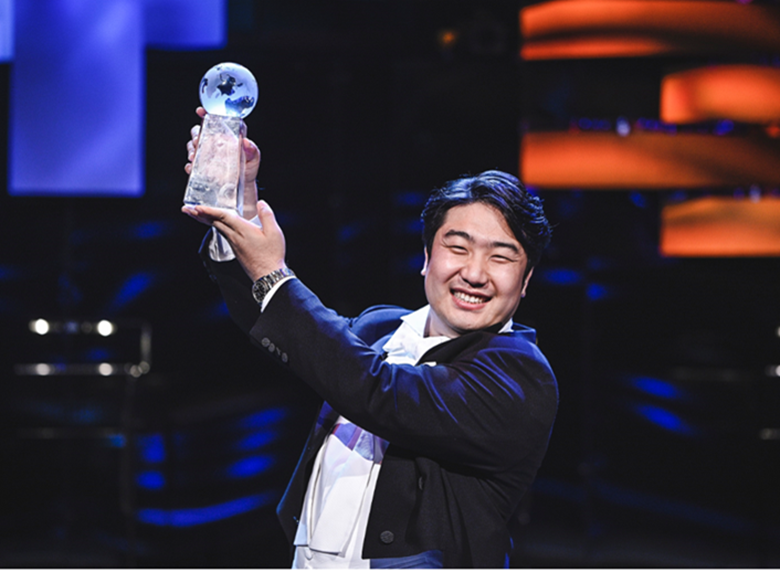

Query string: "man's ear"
[[421, 248, 429, 276], [520, 267, 534, 298]]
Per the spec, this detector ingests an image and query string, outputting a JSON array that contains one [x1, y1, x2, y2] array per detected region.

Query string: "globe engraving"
[[199, 62, 258, 118]]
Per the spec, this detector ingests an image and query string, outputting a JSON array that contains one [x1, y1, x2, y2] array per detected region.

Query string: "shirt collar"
[[401, 305, 515, 337], [382, 305, 515, 365]]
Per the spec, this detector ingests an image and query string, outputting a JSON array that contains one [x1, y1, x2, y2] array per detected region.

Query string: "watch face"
[[252, 268, 294, 306], [252, 280, 266, 304]]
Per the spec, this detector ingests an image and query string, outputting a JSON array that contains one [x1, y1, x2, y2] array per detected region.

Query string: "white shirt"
[[291, 306, 451, 569]]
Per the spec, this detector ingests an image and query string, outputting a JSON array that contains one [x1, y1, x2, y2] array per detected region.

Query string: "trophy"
[[184, 62, 258, 213]]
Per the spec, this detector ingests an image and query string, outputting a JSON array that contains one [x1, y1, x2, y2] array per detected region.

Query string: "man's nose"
[[460, 255, 488, 286]]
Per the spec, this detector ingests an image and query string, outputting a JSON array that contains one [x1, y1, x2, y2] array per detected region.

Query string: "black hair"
[[420, 170, 552, 270]]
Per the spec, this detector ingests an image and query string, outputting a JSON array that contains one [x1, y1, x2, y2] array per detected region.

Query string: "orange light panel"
[[661, 65, 780, 124], [520, 1, 780, 60], [661, 196, 780, 257], [521, 131, 780, 189]]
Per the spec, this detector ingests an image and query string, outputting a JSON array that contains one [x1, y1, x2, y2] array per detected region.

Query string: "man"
[[183, 111, 558, 568]]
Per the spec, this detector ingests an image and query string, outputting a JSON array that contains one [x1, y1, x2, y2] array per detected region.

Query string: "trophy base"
[[184, 114, 245, 214]]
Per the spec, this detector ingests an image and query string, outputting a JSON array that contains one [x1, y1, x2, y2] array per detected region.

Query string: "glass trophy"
[[184, 62, 258, 213]]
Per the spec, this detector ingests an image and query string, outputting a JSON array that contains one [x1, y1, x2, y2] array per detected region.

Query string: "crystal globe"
[[199, 62, 258, 118]]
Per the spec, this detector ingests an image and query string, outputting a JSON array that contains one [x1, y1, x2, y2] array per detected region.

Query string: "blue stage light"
[[137, 492, 277, 527], [137, 433, 166, 464], [594, 479, 752, 534], [131, 221, 170, 240], [540, 268, 583, 286], [205, 300, 230, 321], [238, 408, 289, 429], [393, 191, 427, 208], [72, 406, 101, 425], [108, 272, 155, 312], [85, 347, 113, 361], [629, 192, 647, 208], [577, 117, 593, 130], [338, 222, 366, 243], [226, 455, 275, 479], [586, 283, 611, 301], [633, 403, 698, 436], [235, 430, 278, 452], [629, 376, 683, 400], [714, 119, 734, 136], [616, 117, 631, 136], [107, 434, 126, 448], [137, 471, 166, 491]]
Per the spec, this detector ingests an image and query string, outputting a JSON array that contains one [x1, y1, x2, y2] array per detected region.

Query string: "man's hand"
[[182, 200, 288, 282], [184, 106, 261, 220]]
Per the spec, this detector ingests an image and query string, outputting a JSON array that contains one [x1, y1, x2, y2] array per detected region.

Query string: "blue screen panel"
[[10, 0, 144, 196], [145, 0, 226, 49], [0, 0, 12, 61], [8, 0, 225, 197]]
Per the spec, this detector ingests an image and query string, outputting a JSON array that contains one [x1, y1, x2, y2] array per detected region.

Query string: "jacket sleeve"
[[250, 277, 558, 474], [198, 232, 260, 335]]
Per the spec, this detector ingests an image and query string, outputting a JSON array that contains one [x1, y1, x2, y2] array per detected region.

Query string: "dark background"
[[1, 0, 779, 567]]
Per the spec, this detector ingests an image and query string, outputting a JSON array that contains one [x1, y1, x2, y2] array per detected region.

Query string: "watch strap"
[[252, 267, 296, 306]]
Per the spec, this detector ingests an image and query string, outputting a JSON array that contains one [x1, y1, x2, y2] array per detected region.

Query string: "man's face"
[[422, 202, 532, 338]]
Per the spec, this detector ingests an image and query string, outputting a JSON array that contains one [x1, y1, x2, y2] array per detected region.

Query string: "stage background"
[[1, 0, 778, 567]]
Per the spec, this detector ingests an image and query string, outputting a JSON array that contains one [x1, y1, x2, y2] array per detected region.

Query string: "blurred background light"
[[97, 320, 116, 337], [30, 319, 50, 335], [520, 1, 780, 60], [660, 195, 780, 257], [137, 492, 276, 528], [521, 132, 780, 189], [661, 65, 780, 124]]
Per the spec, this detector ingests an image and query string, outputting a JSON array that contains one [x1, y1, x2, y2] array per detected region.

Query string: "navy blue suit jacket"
[[201, 246, 558, 568]]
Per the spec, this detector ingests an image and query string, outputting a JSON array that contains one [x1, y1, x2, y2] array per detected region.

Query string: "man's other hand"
[[182, 200, 288, 282]]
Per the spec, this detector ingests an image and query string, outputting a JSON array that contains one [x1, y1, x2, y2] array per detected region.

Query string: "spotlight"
[[98, 363, 115, 376], [35, 363, 52, 376], [96, 320, 116, 337], [30, 319, 50, 335]]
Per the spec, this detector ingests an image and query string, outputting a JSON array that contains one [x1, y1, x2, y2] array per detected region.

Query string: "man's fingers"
[[256, 201, 275, 232], [182, 205, 230, 225], [186, 124, 201, 170], [198, 205, 232, 223], [197, 206, 258, 242], [181, 205, 215, 225], [243, 139, 260, 163], [257, 201, 284, 234]]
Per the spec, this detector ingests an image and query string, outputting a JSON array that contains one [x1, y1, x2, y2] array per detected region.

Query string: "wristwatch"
[[251, 267, 296, 306]]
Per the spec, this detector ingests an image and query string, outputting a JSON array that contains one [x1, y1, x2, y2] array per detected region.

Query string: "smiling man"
[[183, 122, 557, 568]]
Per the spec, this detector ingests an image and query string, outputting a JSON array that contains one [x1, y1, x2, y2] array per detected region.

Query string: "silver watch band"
[[251, 267, 295, 306]]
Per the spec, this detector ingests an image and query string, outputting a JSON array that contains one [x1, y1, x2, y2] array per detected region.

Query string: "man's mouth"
[[453, 290, 490, 305]]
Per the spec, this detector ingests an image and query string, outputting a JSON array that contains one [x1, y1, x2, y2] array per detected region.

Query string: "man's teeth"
[[454, 291, 488, 304]]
